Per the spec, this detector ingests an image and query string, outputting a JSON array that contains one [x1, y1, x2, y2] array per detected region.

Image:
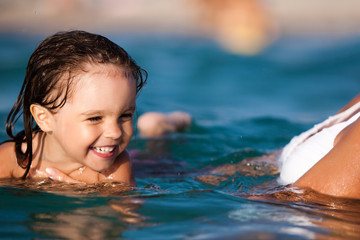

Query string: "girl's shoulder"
[[99, 150, 136, 186], [0, 141, 21, 178]]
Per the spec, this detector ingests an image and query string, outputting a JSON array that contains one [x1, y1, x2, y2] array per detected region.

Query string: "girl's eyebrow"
[[80, 110, 103, 116], [80, 106, 136, 116], [126, 106, 136, 112]]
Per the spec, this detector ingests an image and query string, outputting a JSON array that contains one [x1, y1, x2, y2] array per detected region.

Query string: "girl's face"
[[45, 63, 136, 172]]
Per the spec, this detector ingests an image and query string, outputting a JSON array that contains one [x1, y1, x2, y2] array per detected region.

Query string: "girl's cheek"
[[122, 122, 134, 139], [81, 124, 101, 139]]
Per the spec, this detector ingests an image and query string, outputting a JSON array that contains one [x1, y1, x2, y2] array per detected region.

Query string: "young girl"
[[0, 30, 147, 185]]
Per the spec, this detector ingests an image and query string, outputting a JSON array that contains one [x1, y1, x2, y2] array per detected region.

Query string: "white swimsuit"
[[278, 102, 360, 185]]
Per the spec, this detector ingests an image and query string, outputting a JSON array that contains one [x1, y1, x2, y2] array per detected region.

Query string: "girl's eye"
[[88, 116, 102, 122], [120, 113, 133, 121]]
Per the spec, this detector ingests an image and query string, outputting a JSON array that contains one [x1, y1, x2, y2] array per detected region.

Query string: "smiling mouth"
[[91, 146, 116, 154]]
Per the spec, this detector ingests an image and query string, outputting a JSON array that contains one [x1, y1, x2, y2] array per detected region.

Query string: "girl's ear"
[[30, 104, 53, 133]]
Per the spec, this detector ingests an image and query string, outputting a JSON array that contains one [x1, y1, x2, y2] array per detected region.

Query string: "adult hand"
[[45, 168, 84, 184]]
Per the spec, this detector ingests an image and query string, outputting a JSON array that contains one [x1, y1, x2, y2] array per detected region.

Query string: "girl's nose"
[[104, 121, 122, 140]]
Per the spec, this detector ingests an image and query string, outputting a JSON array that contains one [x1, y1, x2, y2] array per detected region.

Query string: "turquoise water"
[[1, 32, 360, 239]]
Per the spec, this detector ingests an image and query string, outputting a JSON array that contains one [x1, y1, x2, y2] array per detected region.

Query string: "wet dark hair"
[[5, 30, 147, 179]]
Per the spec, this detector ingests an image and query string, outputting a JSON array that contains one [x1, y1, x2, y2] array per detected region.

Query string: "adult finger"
[[45, 168, 84, 184]]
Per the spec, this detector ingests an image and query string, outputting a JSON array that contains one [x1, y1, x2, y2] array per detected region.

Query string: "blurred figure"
[[194, 0, 277, 55], [137, 111, 191, 137]]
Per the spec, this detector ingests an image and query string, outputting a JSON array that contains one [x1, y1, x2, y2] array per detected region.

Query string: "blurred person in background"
[[193, 0, 277, 55]]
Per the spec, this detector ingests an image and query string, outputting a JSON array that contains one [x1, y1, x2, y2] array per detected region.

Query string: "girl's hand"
[[45, 168, 84, 184]]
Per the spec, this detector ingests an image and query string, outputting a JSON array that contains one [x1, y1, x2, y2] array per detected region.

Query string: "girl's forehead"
[[55, 63, 134, 104], [79, 63, 127, 77], [72, 63, 133, 88], [54, 63, 134, 107]]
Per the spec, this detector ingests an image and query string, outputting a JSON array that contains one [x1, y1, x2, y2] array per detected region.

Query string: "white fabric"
[[278, 102, 360, 185]]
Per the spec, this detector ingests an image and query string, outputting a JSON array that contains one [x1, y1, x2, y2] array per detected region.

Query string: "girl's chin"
[[89, 164, 113, 173], [87, 157, 117, 173]]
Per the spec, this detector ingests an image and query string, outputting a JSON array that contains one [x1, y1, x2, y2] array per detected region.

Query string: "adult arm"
[[45, 150, 136, 186], [137, 111, 191, 137]]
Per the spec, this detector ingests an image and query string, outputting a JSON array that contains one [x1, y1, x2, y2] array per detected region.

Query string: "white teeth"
[[92, 146, 115, 153]]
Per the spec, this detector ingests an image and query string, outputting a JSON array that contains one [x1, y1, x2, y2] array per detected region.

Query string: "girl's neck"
[[34, 132, 85, 175]]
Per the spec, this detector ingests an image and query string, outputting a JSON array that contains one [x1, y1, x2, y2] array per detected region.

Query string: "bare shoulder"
[[335, 116, 360, 145], [294, 116, 360, 199], [100, 150, 136, 186], [0, 141, 19, 178], [337, 93, 360, 113]]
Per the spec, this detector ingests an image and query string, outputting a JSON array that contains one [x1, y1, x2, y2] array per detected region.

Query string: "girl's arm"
[[101, 150, 136, 186], [293, 117, 360, 199], [0, 142, 19, 178]]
